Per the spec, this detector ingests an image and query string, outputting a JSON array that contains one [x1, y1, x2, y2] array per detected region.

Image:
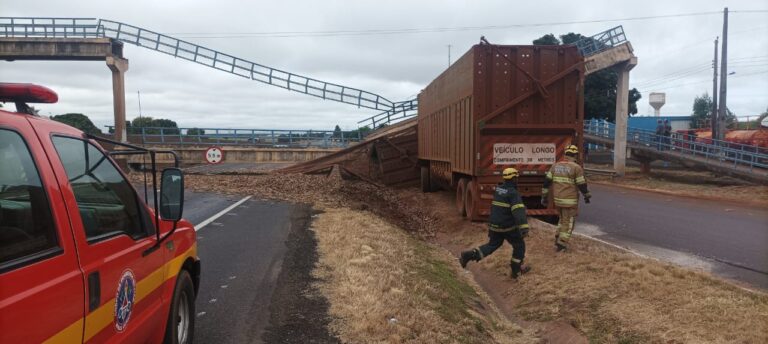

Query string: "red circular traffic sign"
[[204, 146, 224, 164]]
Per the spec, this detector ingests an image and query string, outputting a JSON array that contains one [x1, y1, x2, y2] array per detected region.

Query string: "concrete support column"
[[107, 56, 129, 142], [612, 57, 637, 176]]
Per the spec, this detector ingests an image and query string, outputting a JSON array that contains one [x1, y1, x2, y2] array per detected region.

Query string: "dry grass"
[[311, 207, 536, 344], [414, 190, 768, 344], [178, 172, 768, 342], [585, 164, 768, 205]]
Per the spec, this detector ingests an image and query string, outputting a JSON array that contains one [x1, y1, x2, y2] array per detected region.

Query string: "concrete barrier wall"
[[126, 145, 340, 166]]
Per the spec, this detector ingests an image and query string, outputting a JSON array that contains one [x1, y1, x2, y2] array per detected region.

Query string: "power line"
[[633, 58, 767, 89], [633, 64, 712, 87], [167, 11, 725, 38], [637, 69, 768, 93]]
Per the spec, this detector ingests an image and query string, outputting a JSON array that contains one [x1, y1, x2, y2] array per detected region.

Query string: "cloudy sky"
[[2, 0, 767, 132]]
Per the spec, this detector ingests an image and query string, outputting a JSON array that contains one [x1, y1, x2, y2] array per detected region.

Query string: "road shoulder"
[[260, 204, 340, 343]]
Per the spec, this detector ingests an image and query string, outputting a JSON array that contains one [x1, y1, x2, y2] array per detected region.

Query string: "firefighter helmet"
[[502, 167, 519, 180], [565, 144, 579, 156]]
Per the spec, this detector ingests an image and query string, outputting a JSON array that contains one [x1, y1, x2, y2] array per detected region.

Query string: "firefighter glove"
[[583, 193, 592, 204]]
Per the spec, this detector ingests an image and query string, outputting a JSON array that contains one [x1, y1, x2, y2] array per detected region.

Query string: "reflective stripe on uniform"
[[541, 188, 549, 195], [554, 197, 578, 205], [517, 223, 529, 230], [545, 172, 553, 180], [575, 176, 586, 184], [510, 203, 525, 211], [511, 258, 522, 263], [552, 176, 574, 184], [492, 201, 510, 207]]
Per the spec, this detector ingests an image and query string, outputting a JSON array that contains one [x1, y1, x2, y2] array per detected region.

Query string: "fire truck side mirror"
[[159, 168, 184, 222]]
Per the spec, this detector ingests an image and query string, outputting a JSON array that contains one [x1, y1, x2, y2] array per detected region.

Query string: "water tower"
[[649, 92, 666, 117]]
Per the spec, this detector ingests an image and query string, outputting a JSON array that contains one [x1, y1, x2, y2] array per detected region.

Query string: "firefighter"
[[542, 144, 591, 252], [459, 167, 531, 279]]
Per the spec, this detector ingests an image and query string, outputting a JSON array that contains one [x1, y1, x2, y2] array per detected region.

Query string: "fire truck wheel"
[[164, 270, 195, 344]]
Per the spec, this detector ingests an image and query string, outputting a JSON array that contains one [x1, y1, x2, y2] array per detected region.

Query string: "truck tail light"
[[0, 83, 59, 103]]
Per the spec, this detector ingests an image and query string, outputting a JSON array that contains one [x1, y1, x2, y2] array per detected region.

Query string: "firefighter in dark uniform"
[[459, 167, 531, 278]]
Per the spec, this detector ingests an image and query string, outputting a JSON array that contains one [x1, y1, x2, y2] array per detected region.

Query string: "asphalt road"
[[578, 183, 768, 289], [178, 192, 308, 343]]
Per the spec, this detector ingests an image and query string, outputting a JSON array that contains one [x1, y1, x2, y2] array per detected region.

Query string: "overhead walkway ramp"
[[584, 120, 768, 184]]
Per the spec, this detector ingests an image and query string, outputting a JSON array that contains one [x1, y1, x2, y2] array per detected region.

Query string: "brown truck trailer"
[[417, 41, 585, 221]]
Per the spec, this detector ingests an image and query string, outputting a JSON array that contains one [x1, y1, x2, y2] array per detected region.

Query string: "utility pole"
[[137, 90, 143, 118], [717, 7, 728, 141], [711, 37, 718, 136], [447, 44, 452, 67]]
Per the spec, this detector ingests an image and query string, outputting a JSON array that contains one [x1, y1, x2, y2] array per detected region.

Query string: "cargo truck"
[[418, 40, 585, 220]]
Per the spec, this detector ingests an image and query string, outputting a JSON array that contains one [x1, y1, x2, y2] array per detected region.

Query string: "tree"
[[560, 33, 586, 45], [689, 93, 736, 129], [51, 113, 102, 134], [333, 124, 342, 138], [533, 33, 642, 121], [532, 34, 559, 45], [187, 128, 205, 136], [130, 116, 180, 135], [347, 125, 372, 139]]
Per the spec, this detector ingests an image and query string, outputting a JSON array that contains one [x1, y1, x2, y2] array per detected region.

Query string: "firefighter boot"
[[459, 249, 480, 269], [510, 261, 531, 279]]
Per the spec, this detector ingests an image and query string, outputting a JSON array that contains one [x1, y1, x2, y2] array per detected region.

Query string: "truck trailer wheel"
[[420, 166, 432, 192], [456, 178, 467, 217], [164, 270, 195, 344], [464, 180, 477, 220]]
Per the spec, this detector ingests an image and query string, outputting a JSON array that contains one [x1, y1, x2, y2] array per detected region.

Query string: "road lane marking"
[[195, 196, 252, 231]]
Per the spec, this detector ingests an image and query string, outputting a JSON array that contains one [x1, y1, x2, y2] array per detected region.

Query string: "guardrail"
[[107, 126, 362, 148], [584, 119, 768, 171]]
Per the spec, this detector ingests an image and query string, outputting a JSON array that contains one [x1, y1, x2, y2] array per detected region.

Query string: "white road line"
[[194, 196, 252, 231]]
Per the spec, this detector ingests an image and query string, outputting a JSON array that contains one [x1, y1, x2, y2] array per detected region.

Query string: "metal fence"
[[107, 126, 362, 148], [585, 119, 768, 171]]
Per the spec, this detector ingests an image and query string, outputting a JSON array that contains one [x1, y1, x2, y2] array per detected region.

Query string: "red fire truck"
[[0, 83, 200, 343]]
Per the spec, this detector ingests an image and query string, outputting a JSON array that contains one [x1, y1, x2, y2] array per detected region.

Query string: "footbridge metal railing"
[[0, 17, 409, 114], [105, 126, 363, 149], [574, 26, 627, 56], [1, 18, 629, 131], [584, 119, 768, 171]]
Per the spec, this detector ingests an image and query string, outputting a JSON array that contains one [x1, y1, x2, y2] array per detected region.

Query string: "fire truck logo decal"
[[114, 269, 136, 332]]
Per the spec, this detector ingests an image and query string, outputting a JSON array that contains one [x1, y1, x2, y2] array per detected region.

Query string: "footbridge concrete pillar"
[[107, 56, 129, 143], [613, 57, 637, 176]]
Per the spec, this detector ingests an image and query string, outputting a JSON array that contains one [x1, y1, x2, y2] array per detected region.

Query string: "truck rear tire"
[[164, 270, 195, 344], [464, 180, 477, 220], [456, 178, 467, 217], [420, 166, 432, 193]]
